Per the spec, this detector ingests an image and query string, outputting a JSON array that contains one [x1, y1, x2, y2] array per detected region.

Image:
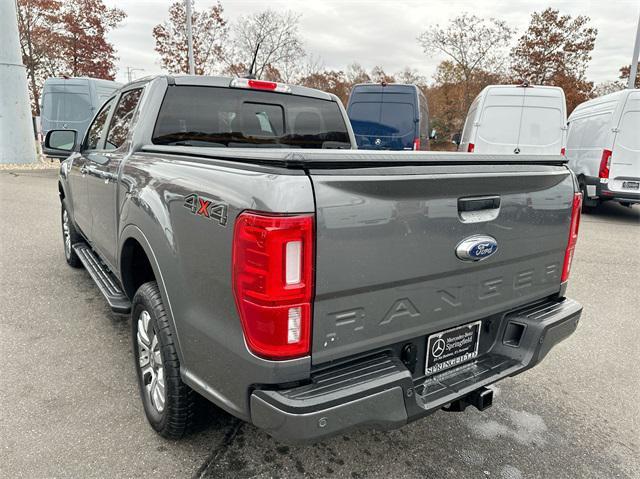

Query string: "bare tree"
[[153, 1, 228, 75], [346, 62, 370, 84], [226, 9, 304, 81], [418, 13, 513, 109]]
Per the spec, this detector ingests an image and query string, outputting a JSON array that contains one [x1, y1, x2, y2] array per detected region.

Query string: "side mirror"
[[452, 132, 462, 146], [429, 129, 437, 141], [44, 129, 77, 154]]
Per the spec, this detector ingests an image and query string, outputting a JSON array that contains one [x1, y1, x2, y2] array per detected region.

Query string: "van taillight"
[[232, 211, 314, 359], [468, 143, 475, 153], [561, 193, 582, 283], [413, 138, 420, 150], [599, 149, 612, 179], [561, 147, 566, 156]]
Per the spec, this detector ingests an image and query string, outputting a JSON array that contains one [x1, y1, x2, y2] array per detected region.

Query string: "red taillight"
[[467, 143, 475, 153], [599, 149, 612, 179], [561, 192, 582, 282], [561, 147, 566, 156], [230, 77, 291, 93], [248, 79, 277, 90], [413, 138, 420, 150], [232, 211, 314, 359]]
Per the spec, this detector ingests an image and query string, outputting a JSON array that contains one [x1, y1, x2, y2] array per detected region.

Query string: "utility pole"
[[0, 0, 37, 164], [185, 0, 195, 75], [628, 13, 640, 89], [126, 67, 144, 83]]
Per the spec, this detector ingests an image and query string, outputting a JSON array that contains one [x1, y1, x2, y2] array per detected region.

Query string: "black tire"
[[578, 179, 597, 214], [61, 201, 83, 268], [131, 281, 210, 439]]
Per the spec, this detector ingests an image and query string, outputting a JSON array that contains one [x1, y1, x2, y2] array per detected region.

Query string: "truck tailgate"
[[309, 163, 574, 365]]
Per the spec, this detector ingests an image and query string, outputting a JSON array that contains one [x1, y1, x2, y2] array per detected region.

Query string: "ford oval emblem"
[[456, 235, 498, 262]]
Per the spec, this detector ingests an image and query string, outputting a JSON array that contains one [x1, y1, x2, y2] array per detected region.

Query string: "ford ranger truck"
[[46, 75, 583, 443]]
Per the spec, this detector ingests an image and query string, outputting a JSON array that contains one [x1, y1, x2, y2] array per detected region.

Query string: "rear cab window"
[[84, 98, 114, 150], [152, 86, 350, 149], [106, 88, 144, 150]]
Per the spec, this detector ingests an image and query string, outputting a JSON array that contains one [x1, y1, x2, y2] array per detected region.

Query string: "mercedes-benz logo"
[[514, 147, 521, 154], [432, 338, 446, 358], [375, 138, 382, 145]]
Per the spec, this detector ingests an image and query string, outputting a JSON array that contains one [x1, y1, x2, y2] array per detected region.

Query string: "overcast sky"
[[103, 0, 640, 85]]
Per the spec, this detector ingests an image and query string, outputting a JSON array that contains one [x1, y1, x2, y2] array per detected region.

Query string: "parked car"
[[41, 77, 122, 158], [458, 84, 567, 155], [45, 75, 583, 444], [565, 89, 640, 211], [347, 83, 430, 150]]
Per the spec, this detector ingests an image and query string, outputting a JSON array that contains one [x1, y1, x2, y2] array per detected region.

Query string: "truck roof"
[[125, 75, 336, 102]]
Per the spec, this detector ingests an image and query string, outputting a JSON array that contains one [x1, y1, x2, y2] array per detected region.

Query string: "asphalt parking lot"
[[1, 168, 639, 479]]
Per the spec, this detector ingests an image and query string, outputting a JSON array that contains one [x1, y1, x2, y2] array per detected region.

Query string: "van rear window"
[[152, 86, 350, 149], [349, 102, 415, 137]]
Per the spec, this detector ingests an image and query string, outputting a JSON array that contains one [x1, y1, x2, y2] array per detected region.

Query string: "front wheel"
[[61, 201, 82, 268], [132, 281, 210, 439]]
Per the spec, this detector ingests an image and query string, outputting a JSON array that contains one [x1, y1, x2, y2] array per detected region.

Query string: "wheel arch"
[[119, 225, 185, 362]]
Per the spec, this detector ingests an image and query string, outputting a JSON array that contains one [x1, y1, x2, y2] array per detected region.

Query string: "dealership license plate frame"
[[425, 320, 482, 376]]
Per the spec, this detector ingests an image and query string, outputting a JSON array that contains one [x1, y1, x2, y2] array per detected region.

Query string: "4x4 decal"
[[184, 194, 228, 226]]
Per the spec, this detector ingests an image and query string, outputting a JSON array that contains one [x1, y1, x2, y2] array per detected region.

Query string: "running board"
[[73, 244, 131, 314]]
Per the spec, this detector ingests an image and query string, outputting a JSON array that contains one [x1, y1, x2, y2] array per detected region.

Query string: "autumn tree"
[[299, 70, 351, 104], [619, 63, 640, 88], [418, 14, 513, 111], [60, 0, 125, 78], [17, 0, 63, 114], [510, 8, 597, 112], [225, 10, 304, 81], [153, 1, 227, 75], [426, 61, 503, 146], [511, 8, 597, 84], [17, 0, 125, 115]]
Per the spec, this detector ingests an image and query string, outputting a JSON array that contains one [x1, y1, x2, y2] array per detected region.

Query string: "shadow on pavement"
[[583, 201, 640, 225]]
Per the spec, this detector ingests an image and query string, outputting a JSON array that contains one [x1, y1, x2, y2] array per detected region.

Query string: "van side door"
[[69, 97, 115, 236], [87, 87, 144, 269]]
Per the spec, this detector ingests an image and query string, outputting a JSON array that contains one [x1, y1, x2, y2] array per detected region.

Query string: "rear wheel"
[[61, 201, 82, 268], [132, 281, 210, 438]]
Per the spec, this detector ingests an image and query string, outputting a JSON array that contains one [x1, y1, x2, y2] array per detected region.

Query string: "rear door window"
[[349, 102, 382, 136], [152, 86, 350, 149], [616, 111, 640, 151], [478, 106, 521, 144], [519, 107, 562, 146], [380, 103, 414, 136], [105, 88, 143, 150], [84, 98, 114, 150]]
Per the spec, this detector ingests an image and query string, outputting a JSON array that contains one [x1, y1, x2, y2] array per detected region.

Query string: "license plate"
[[425, 321, 481, 375], [622, 181, 639, 190]]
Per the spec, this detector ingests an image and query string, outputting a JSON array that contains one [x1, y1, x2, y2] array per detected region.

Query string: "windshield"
[[152, 86, 350, 149]]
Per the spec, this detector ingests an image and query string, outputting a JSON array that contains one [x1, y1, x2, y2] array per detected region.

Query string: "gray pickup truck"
[[46, 75, 583, 443]]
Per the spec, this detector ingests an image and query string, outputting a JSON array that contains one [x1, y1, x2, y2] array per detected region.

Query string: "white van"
[[566, 89, 640, 210], [458, 84, 567, 155]]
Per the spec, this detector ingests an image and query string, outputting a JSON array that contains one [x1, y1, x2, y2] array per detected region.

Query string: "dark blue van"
[[346, 83, 430, 150]]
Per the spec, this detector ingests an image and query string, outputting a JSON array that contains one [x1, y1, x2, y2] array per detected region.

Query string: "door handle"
[[458, 196, 501, 212], [458, 196, 501, 223]]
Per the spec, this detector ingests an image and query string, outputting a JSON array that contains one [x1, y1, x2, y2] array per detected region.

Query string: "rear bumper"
[[250, 297, 582, 443], [584, 176, 640, 203]]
